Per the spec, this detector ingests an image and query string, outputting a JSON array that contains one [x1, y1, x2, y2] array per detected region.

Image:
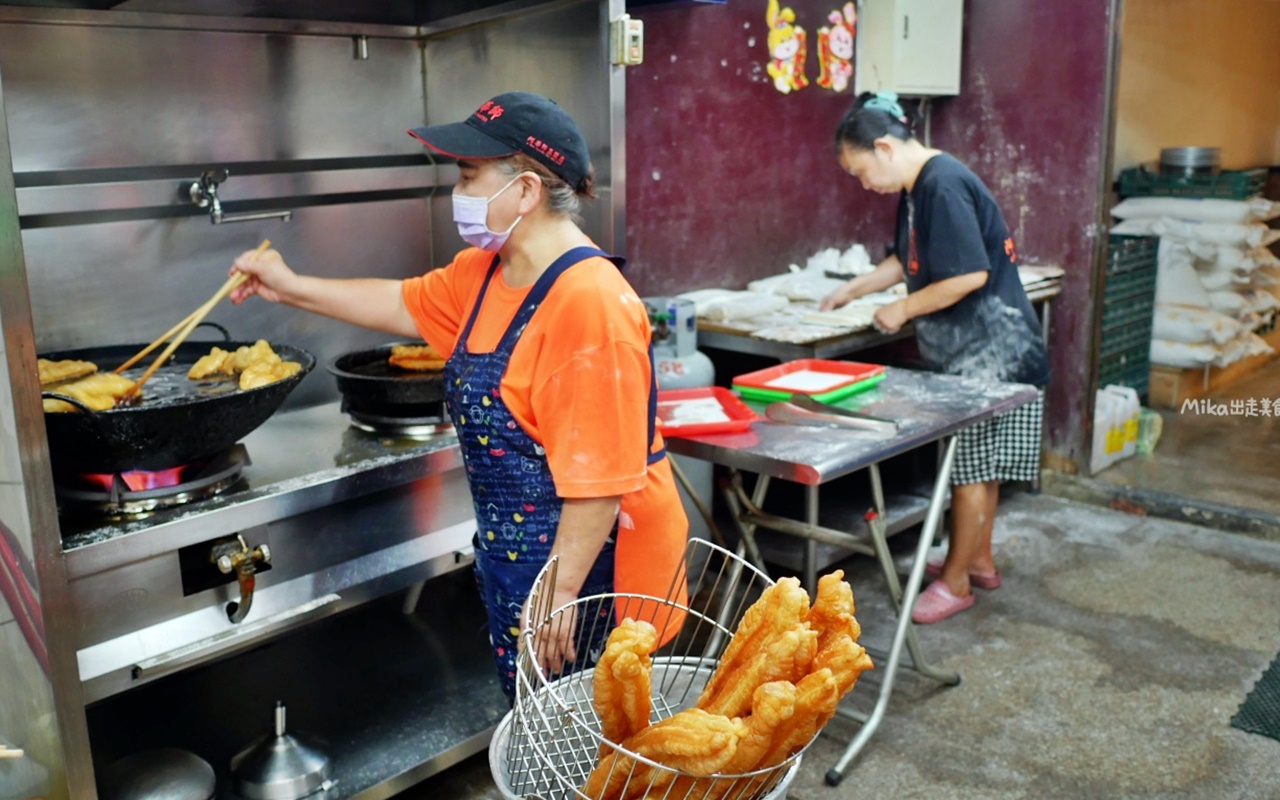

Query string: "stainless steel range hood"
[[0, 0, 566, 28]]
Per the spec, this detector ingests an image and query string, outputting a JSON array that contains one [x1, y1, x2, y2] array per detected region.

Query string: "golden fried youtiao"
[[389, 344, 447, 372], [38, 358, 98, 386], [43, 373, 137, 412]]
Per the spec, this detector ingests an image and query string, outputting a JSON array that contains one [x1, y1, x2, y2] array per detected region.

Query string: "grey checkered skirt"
[[951, 392, 1045, 486]]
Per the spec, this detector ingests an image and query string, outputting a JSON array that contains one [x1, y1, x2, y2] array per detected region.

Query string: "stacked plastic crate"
[[1099, 234, 1159, 395], [1111, 166, 1279, 380]]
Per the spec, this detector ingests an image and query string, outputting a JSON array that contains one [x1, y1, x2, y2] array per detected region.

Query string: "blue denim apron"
[[444, 246, 665, 702]]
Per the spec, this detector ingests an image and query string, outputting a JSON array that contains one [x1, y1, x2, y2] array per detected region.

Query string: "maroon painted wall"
[[626, 0, 1115, 470], [623, 1, 896, 294]]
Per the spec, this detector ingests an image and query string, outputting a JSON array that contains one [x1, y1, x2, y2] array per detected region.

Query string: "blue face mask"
[[452, 173, 525, 251]]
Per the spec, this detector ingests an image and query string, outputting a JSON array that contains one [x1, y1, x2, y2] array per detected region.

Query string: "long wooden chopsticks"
[[117, 239, 271, 401]]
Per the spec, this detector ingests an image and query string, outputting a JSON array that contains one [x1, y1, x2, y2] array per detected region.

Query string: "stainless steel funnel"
[[229, 702, 332, 800]]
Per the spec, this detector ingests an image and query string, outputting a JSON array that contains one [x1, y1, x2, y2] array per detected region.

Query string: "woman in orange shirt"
[[230, 92, 687, 701]]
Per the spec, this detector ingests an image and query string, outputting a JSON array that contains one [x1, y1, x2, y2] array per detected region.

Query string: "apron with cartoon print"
[[444, 246, 664, 702]]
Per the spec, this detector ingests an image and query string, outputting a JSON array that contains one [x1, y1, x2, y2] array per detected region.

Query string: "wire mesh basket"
[[491, 538, 808, 800]]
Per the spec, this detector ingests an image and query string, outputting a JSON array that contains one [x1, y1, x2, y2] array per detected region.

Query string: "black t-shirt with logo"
[[893, 153, 1050, 388]]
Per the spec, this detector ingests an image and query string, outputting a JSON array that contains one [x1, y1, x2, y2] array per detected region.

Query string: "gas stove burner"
[[340, 397, 452, 440], [346, 408, 453, 439], [55, 445, 251, 519]]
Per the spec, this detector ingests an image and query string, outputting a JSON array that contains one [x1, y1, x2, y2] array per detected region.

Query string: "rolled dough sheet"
[[659, 397, 731, 424], [763, 370, 854, 392], [801, 305, 878, 329]]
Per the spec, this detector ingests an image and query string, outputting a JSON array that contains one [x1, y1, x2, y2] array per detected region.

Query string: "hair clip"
[[865, 91, 907, 124]]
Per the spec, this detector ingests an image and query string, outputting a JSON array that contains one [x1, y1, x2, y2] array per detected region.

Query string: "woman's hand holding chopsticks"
[[230, 246, 298, 305]]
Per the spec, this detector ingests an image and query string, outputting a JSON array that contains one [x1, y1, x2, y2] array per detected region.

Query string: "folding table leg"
[[721, 471, 772, 575], [706, 472, 774, 657], [859, 463, 959, 684], [826, 435, 961, 786], [803, 484, 819, 594]]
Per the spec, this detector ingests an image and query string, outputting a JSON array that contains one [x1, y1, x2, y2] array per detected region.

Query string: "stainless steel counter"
[[61, 402, 463, 579], [664, 367, 1040, 485], [63, 402, 476, 703]]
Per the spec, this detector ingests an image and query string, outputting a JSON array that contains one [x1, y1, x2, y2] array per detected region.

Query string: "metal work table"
[[663, 367, 1039, 782], [697, 280, 1062, 362]]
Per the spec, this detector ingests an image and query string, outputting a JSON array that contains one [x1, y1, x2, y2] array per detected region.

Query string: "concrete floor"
[[1094, 359, 1280, 518], [393, 491, 1280, 800]]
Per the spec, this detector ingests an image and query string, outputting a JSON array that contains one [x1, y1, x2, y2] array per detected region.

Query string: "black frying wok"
[[328, 342, 445, 416], [40, 340, 315, 474]]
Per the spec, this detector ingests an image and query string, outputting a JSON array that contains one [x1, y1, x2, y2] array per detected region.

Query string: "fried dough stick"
[[389, 344, 447, 372], [37, 358, 97, 386], [804, 570, 861, 646], [594, 619, 659, 756], [42, 373, 138, 412], [696, 577, 810, 715], [811, 626, 874, 696], [583, 709, 745, 800], [188, 340, 301, 390], [697, 623, 818, 719], [756, 669, 840, 769]]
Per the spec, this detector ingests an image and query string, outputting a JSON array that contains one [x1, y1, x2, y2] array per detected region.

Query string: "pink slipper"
[[925, 555, 1002, 590], [911, 580, 975, 624]]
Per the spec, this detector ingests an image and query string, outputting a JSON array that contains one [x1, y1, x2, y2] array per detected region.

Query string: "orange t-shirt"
[[402, 247, 688, 628]]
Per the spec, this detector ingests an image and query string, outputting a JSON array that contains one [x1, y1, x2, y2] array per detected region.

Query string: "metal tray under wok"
[[328, 342, 446, 415], [40, 339, 314, 474]]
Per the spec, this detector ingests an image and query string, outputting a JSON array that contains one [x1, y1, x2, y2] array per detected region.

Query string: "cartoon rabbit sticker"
[[818, 2, 856, 92], [766, 0, 808, 95]]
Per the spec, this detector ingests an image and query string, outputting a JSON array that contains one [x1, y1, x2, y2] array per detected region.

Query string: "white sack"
[[1213, 246, 1248, 270], [1151, 304, 1240, 345], [1194, 264, 1245, 291], [1251, 247, 1280, 269], [1214, 332, 1275, 368], [1155, 239, 1212, 308], [1109, 218, 1159, 236], [1111, 196, 1280, 223], [1150, 338, 1218, 368], [1207, 290, 1246, 314], [1152, 218, 1280, 248]]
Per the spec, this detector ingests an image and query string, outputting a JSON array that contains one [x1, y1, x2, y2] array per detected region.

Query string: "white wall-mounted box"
[[854, 0, 965, 97]]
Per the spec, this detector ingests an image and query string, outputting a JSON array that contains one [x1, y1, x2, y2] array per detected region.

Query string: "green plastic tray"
[[732, 371, 885, 403]]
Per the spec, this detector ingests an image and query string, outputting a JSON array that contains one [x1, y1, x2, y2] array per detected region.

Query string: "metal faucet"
[[188, 168, 293, 225], [212, 533, 272, 624]]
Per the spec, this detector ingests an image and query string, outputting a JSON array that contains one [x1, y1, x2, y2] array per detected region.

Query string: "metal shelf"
[[84, 569, 508, 800]]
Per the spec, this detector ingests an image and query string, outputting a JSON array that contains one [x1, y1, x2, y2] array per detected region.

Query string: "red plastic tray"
[[731, 359, 885, 402], [656, 387, 759, 437]]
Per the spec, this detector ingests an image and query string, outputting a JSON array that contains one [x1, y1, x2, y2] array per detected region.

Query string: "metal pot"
[[40, 339, 314, 474], [97, 748, 216, 800], [327, 342, 445, 416]]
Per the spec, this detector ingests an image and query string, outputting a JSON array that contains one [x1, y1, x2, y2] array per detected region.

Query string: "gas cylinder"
[[644, 297, 715, 543]]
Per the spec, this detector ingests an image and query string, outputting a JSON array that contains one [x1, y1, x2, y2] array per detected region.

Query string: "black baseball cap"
[[409, 92, 591, 191]]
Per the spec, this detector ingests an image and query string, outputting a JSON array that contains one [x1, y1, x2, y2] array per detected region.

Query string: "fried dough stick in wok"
[[42, 373, 138, 412]]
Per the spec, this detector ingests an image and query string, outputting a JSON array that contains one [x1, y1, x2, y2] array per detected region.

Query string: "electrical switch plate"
[[610, 15, 644, 65]]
